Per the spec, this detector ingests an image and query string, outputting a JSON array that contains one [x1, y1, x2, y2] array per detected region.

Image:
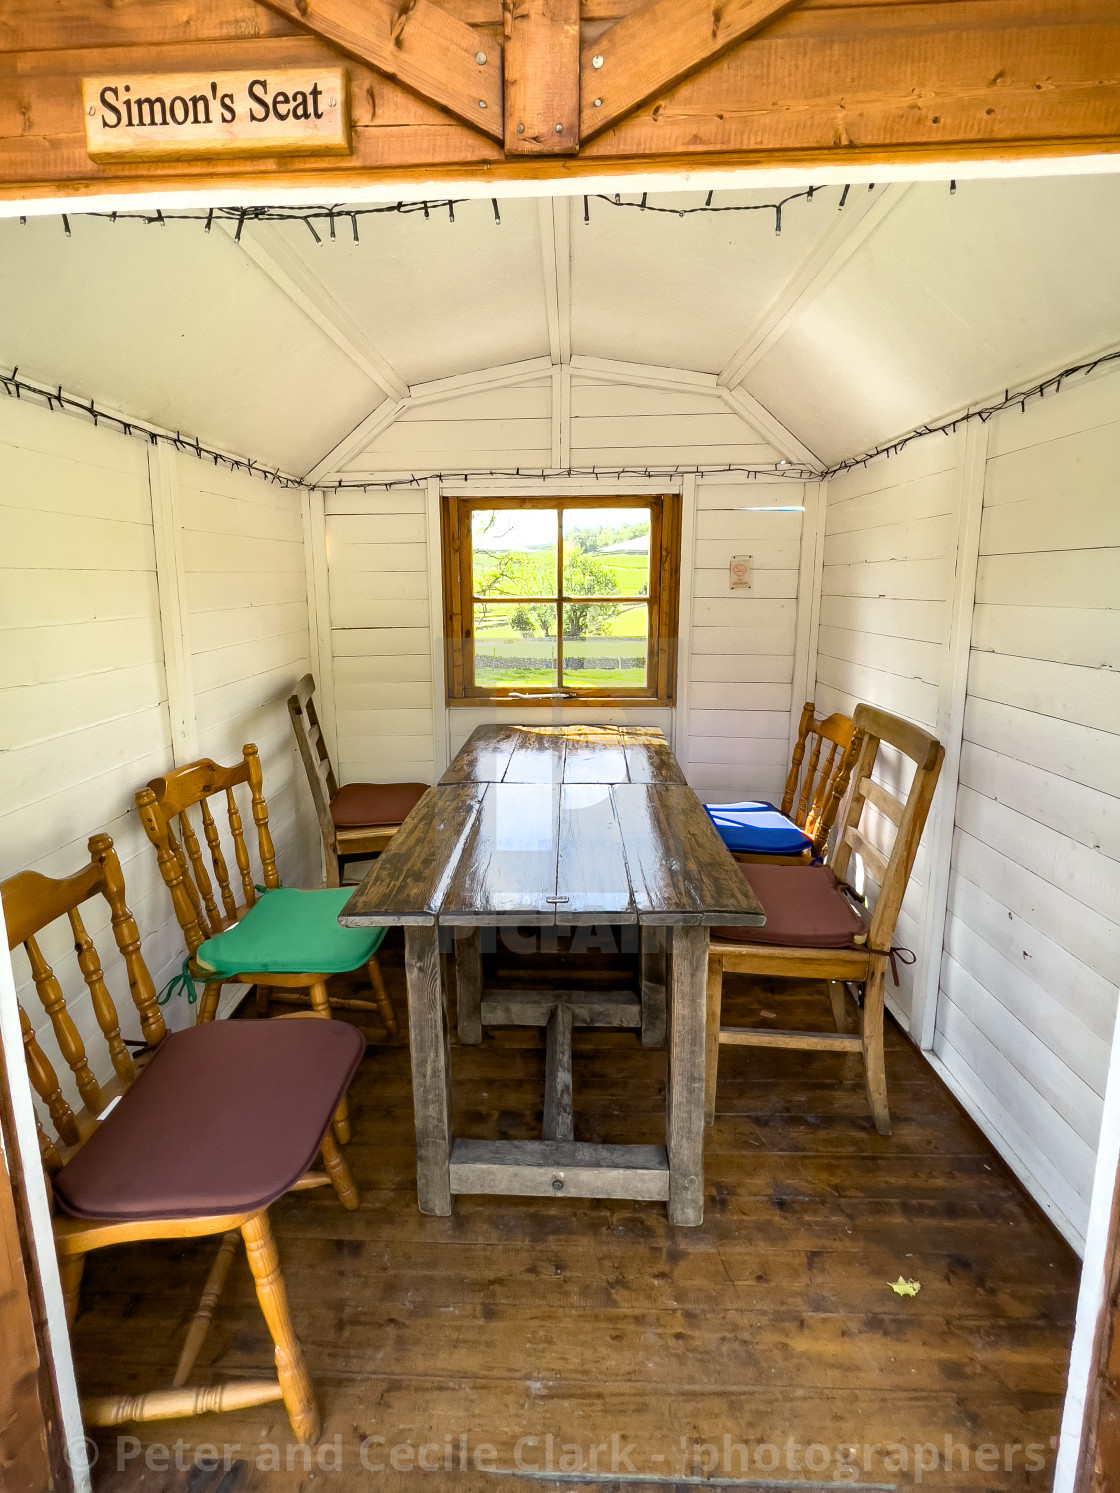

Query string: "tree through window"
[[441, 495, 681, 704]]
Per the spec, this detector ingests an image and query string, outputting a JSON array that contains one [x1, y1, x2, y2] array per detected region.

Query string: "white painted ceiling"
[[1, 173, 1118, 472]]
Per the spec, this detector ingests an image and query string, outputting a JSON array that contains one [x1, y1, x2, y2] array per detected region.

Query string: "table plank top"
[[341, 725, 764, 930]]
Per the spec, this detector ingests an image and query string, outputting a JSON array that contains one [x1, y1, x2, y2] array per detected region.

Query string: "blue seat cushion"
[[194, 887, 386, 979], [704, 800, 813, 856]]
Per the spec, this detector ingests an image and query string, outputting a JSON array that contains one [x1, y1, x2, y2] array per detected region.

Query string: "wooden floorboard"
[[73, 932, 1077, 1491]]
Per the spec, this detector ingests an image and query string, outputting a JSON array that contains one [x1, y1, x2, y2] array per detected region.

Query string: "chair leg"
[[197, 981, 223, 1024], [366, 955, 398, 1037], [324, 838, 341, 889], [704, 952, 724, 1127], [256, 984, 273, 1018], [240, 1211, 320, 1445], [59, 1255, 85, 1327], [828, 980, 848, 1033], [861, 961, 891, 1136], [320, 1132, 360, 1210], [306, 979, 353, 1143]]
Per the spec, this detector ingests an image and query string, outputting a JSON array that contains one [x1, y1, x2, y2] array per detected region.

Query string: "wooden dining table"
[[339, 724, 764, 1226]]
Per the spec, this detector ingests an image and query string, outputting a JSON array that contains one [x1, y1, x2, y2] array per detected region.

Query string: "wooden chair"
[[705, 702, 863, 863], [2, 833, 364, 1442], [288, 675, 429, 887], [135, 745, 398, 1054], [705, 705, 944, 1135]]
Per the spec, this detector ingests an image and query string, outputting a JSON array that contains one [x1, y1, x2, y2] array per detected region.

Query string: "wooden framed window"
[[441, 495, 682, 705]]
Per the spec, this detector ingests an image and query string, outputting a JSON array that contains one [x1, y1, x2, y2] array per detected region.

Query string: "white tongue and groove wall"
[[0, 178, 1117, 1256]]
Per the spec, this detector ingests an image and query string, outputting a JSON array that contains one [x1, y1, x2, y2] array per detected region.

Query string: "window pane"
[[472, 508, 558, 599], [473, 600, 558, 690], [563, 508, 650, 599], [561, 602, 649, 689]]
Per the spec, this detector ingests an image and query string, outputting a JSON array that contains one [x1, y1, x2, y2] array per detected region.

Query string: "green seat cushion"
[[194, 888, 386, 979]]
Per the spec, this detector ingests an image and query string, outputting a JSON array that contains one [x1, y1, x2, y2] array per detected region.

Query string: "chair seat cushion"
[[194, 887, 385, 979], [711, 864, 868, 948], [53, 1019, 364, 1222], [704, 800, 813, 856], [330, 781, 428, 829]]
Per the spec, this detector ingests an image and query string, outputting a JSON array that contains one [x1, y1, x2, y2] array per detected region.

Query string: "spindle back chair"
[[706, 704, 944, 1135], [780, 702, 864, 859], [136, 745, 397, 1039], [288, 674, 429, 886], [3, 832, 165, 1165], [2, 834, 362, 1443], [135, 744, 276, 968]]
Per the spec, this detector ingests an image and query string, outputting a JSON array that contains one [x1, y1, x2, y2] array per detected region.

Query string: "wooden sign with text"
[[81, 69, 351, 163]]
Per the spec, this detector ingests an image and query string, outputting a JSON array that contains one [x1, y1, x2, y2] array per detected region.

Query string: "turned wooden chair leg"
[[366, 955, 398, 1037], [59, 1255, 85, 1327], [198, 980, 223, 1024], [320, 1132, 359, 1210], [704, 952, 724, 1127], [256, 984, 273, 1018], [306, 979, 354, 1143], [241, 1211, 320, 1446], [173, 1231, 239, 1387], [861, 961, 891, 1136], [828, 980, 849, 1034]]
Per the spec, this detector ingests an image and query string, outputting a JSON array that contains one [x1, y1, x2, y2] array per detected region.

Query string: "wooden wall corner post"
[[148, 444, 198, 766], [672, 473, 698, 770], [910, 422, 987, 1052], [789, 478, 827, 766], [0, 910, 89, 1493], [1055, 1011, 1120, 1493], [404, 925, 453, 1215], [667, 923, 708, 1226], [426, 477, 450, 774], [503, 0, 580, 154]]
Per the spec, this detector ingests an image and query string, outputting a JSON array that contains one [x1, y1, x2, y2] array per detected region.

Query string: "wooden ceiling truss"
[[0, 0, 1117, 197]]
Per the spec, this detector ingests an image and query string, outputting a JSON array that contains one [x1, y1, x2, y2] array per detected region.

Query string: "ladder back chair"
[[135, 745, 397, 1057], [706, 704, 944, 1135], [2, 833, 363, 1442], [706, 702, 863, 863], [288, 674, 429, 887]]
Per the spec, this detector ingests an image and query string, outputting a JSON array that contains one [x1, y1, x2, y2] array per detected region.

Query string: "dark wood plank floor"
[[74, 931, 1077, 1492]]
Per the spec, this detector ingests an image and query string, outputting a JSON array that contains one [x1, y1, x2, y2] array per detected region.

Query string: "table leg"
[[640, 925, 667, 1048], [455, 926, 483, 1045], [667, 924, 707, 1227], [404, 925, 452, 1216]]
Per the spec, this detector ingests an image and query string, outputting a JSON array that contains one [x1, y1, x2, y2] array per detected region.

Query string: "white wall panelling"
[[930, 363, 1120, 1252], [0, 397, 320, 1104], [815, 433, 964, 1030]]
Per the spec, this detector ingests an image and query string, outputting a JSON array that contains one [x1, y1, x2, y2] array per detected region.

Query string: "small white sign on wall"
[[729, 554, 752, 590]]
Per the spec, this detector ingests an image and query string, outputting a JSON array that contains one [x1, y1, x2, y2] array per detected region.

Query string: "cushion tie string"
[[156, 957, 224, 1007], [888, 946, 916, 986]]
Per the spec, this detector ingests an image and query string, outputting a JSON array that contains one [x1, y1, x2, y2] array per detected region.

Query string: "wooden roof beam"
[[580, 0, 805, 142], [256, 0, 504, 140], [504, 0, 580, 155]]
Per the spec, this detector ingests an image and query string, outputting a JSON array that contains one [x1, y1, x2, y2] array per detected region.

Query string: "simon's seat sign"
[[81, 69, 351, 162]]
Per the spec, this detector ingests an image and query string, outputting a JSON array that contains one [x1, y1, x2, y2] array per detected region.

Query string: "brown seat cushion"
[[711, 864, 868, 948], [329, 781, 428, 829], [53, 1019, 364, 1223]]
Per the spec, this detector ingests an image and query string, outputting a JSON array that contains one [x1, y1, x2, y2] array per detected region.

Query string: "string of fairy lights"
[[3, 181, 1112, 489], [31, 181, 885, 242]]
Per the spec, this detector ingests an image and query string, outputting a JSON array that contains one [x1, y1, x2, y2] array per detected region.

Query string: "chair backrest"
[[1, 834, 166, 1167], [288, 674, 337, 849], [780, 702, 865, 856], [829, 705, 945, 954], [135, 745, 278, 959]]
